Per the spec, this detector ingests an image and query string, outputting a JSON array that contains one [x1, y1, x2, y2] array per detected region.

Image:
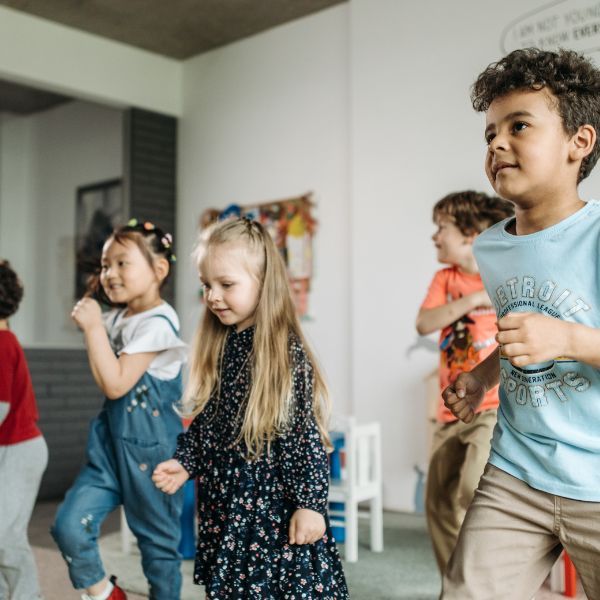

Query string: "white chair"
[[549, 550, 577, 596], [328, 415, 383, 562], [550, 554, 564, 593], [120, 506, 135, 554]]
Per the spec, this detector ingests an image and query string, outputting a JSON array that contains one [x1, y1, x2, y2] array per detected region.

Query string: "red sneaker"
[[107, 576, 127, 600]]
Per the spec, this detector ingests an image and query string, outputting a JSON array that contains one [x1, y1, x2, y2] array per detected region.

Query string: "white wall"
[[0, 114, 36, 340], [0, 5, 181, 116], [0, 101, 123, 346], [349, 0, 600, 509], [3, 0, 600, 509], [177, 6, 352, 412], [178, 0, 600, 511]]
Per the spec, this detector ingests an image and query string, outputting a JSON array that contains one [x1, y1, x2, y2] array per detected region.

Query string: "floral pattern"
[[175, 326, 349, 599]]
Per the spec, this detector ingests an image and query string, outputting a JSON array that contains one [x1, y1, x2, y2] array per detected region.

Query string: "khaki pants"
[[426, 409, 497, 573], [442, 463, 600, 600]]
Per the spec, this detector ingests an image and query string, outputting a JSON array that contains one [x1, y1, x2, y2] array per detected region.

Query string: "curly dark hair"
[[433, 190, 514, 236], [471, 48, 600, 182], [0, 260, 24, 319]]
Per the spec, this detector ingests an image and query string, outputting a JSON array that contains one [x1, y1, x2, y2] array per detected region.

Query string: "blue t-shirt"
[[474, 199, 600, 501]]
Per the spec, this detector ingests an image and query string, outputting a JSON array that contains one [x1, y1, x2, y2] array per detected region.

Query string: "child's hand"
[[288, 508, 326, 545], [442, 371, 486, 423], [71, 298, 103, 331], [152, 459, 190, 495], [497, 312, 568, 367]]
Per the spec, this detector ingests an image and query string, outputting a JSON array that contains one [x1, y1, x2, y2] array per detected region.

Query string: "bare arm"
[[468, 345, 501, 391], [82, 324, 157, 399], [416, 289, 491, 335], [442, 346, 500, 423], [498, 312, 600, 369], [72, 298, 157, 400], [565, 323, 600, 368]]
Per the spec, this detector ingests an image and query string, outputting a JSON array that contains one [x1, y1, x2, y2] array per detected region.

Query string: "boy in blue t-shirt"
[[442, 48, 600, 599]]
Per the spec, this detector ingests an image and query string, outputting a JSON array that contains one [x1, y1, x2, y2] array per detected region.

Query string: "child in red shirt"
[[0, 259, 47, 599], [416, 191, 512, 575]]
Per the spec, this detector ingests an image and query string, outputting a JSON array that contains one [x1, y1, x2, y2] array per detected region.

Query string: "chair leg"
[[120, 506, 133, 554], [564, 552, 577, 598], [370, 494, 384, 552], [549, 552, 564, 592], [550, 555, 565, 593], [345, 502, 358, 563]]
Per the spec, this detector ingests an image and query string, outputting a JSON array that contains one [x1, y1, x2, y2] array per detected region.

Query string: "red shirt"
[[0, 330, 42, 444], [420, 267, 499, 423]]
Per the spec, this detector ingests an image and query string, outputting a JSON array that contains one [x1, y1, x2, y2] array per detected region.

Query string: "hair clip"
[[242, 215, 258, 228], [143, 221, 155, 231], [127, 218, 138, 227], [170, 254, 177, 263]]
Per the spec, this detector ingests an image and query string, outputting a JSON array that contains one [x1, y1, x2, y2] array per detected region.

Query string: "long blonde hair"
[[185, 218, 330, 458]]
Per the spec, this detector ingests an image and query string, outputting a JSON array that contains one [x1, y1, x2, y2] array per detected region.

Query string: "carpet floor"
[[28, 502, 586, 599]]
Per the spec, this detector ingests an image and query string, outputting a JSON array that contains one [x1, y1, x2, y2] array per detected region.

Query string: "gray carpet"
[[30, 503, 584, 599], [98, 511, 585, 599], [99, 533, 200, 599], [343, 512, 440, 599], [96, 512, 441, 600]]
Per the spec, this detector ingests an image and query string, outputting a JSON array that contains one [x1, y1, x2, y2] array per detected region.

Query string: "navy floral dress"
[[174, 326, 349, 599]]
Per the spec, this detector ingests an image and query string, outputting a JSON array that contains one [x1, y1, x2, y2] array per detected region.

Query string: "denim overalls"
[[52, 313, 184, 600]]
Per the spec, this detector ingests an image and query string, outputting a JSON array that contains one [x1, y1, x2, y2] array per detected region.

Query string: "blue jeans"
[[52, 372, 184, 599]]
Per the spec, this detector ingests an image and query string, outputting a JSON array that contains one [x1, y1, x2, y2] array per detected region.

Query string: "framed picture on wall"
[[199, 193, 316, 319], [74, 178, 124, 300]]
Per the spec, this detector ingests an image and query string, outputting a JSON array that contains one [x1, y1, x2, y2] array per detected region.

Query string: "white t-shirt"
[[103, 302, 187, 380]]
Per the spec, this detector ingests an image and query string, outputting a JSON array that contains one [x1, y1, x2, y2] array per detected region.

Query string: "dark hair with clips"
[[86, 219, 176, 305], [0, 260, 24, 319]]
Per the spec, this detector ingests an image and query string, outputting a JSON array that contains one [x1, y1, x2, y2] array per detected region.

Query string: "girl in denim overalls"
[[152, 218, 348, 599], [52, 220, 186, 600]]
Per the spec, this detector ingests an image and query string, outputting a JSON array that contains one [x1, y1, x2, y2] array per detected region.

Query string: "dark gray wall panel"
[[25, 348, 102, 500], [126, 108, 177, 306]]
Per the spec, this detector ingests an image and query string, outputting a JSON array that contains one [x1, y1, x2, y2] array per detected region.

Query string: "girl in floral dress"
[[153, 217, 349, 599]]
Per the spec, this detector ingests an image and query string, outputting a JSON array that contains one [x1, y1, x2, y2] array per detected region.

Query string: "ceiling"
[[0, 1, 346, 114], [0, 78, 71, 114], [0, 0, 346, 59]]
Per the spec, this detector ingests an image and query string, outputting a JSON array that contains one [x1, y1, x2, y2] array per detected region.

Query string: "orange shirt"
[[420, 267, 499, 423]]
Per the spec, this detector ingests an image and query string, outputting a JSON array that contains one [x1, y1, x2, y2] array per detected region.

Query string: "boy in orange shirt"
[[416, 191, 513, 573]]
